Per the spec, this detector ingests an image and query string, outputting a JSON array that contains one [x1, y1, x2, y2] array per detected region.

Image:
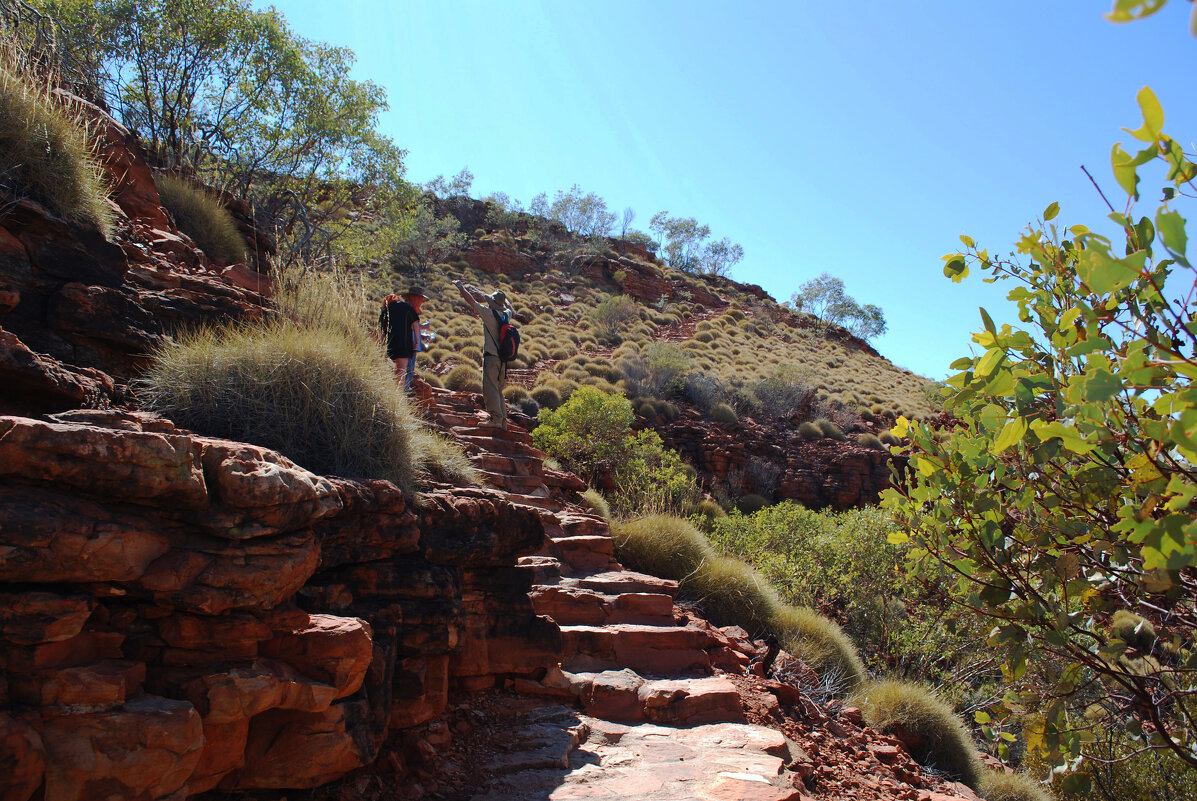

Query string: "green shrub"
[[444, 364, 482, 393], [815, 418, 846, 441], [611, 514, 715, 580], [459, 345, 483, 363], [857, 680, 983, 788], [681, 556, 783, 636], [141, 320, 476, 499], [503, 385, 530, 402], [797, 421, 822, 440], [422, 373, 444, 389], [531, 385, 562, 410], [772, 605, 867, 690], [857, 433, 886, 450], [879, 430, 901, 446], [979, 771, 1053, 801], [694, 498, 727, 529], [737, 494, 770, 514], [582, 488, 611, 520], [1110, 610, 1157, 654], [0, 68, 113, 234], [517, 397, 539, 417], [155, 174, 247, 264]]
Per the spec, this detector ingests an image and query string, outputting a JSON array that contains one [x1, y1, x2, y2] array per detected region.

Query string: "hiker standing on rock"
[[379, 287, 427, 392], [454, 279, 513, 429]]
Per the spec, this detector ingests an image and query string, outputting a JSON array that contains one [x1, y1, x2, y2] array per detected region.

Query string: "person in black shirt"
[[378, 287, 427, 391]]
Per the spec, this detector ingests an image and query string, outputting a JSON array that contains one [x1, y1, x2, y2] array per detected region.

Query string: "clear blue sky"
[[264, 1, 1196, 379]]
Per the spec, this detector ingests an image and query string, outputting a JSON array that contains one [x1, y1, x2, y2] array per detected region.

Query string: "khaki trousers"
[[482, 354, 506, 427]]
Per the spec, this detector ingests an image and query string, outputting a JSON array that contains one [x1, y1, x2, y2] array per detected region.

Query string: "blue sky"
[[264, 1, 1196, 379]]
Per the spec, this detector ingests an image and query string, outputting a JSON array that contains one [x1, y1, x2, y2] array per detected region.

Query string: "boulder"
[[39, 695, 204, 801], [258, 614, 373, 699]]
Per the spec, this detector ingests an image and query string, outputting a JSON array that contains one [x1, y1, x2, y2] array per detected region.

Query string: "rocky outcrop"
[[0, 409, 558, 799], [649, 407, 897, 511]]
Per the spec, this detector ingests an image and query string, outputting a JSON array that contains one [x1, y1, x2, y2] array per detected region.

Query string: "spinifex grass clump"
[[142, 320, 475, 498], [155, 174, 247, 264], [857, 679, 984, 788], [772, 605, 866, 690], [610, 514, 715, 581], [0, 66, 113, 234]]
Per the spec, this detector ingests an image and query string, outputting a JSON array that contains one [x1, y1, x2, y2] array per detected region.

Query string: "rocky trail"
[[355, 384, 987, 801]]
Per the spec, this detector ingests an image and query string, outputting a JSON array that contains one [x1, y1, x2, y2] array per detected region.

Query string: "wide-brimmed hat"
[[487, 290, 509, 311], [405, 286, 428, 299]]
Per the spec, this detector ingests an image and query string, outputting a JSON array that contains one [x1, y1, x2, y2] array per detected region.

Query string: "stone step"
[[541, 467, 586, 492], [517, 555, 562, 585], [560, 623, 712, 675], [549, 535, 615, 574], [476, 470, 547, 495], [435, 410, 486, 428], [557, 513, 609, 538], [470, 715, 798, 801], [567, 571, 679, 600], [452, 433, 545, 459], [574, 670, 746, 725], [450, 425, 532, 445], [469, 452, 545, 478], [505, 493, 571, 514], [530, 586, 676, 627]]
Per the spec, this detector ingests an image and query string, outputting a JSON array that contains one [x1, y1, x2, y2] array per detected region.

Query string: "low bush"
[[857, 433, 886, 450], [141, 320, 476, 499], [798, 421, 823, 440], [1110, 610, 1157, 654], [531, 385, 562, 410], [582, 488, 611, 520], [773, 605, 867, 690], [693, 498, 727, 529], [710, 403, 738, 423], [611, 514, 715, 580], [444, 364, 482, 392], [503, 385, 530, 402], [879, 430, 901, 446], [737, 494, 770, 514], [155, 174, 247, 264], [979, 771, 1053, 801], [0, 68, 113, 234], [517, 397, 539, 417], [681, 556, 783, 636], [857, 680, 983, 788], [815, 418, 846, 441]]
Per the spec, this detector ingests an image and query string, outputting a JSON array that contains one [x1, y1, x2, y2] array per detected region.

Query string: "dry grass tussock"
[[155, 174, 247, 264], [855, 679, 984, 788], [610, 514, 716, 581], [142, 270, 476, 498], [979, 771, 1054, 801], [772, 605, 867, 691], [0, 43, 112, 235]]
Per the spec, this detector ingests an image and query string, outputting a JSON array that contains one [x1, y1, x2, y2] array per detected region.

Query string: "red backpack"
[[493, 309, 521, 362]]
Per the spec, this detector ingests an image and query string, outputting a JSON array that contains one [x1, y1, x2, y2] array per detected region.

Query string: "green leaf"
[[974, 711, 992, 725], [887, 530, 910, 545], [1060, 772, 1093, 795], [976, 347, 1005, 378], [960, 234, 975, 248], [1083, 368, 1123, 402], [1076, 247, 1141, 293], [993, 417, 1028, 454], [1105, 0, 1168, 24], [1137, 86, 1165, 137], [979, 307, 996, 335], [944, 256, 969, 282], [1156, 208, 1190, 267], [1112, 143, 1141, 197], [1043, 201, 1060, 221]]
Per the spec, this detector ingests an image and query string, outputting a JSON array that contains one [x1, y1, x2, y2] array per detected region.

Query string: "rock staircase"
[[423, 386, 717, 683], [419, 385, 807, 799]]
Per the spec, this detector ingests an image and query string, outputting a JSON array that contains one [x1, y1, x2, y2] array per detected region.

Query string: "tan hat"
[[488, 290, 509, 311]]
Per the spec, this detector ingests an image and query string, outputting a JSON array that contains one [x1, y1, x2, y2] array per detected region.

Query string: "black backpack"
[[493, 309, 520, 363]]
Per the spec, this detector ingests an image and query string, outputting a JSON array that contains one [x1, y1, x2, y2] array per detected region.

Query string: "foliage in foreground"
[[882, 87, 1197, 786], [0, 55, 112, 233]]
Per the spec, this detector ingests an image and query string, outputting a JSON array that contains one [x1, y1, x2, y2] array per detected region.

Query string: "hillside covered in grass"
[[364, 194, 938, 510]]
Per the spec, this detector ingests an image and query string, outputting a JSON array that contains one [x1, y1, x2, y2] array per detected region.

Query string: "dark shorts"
[[386, 344, 415, 360]]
